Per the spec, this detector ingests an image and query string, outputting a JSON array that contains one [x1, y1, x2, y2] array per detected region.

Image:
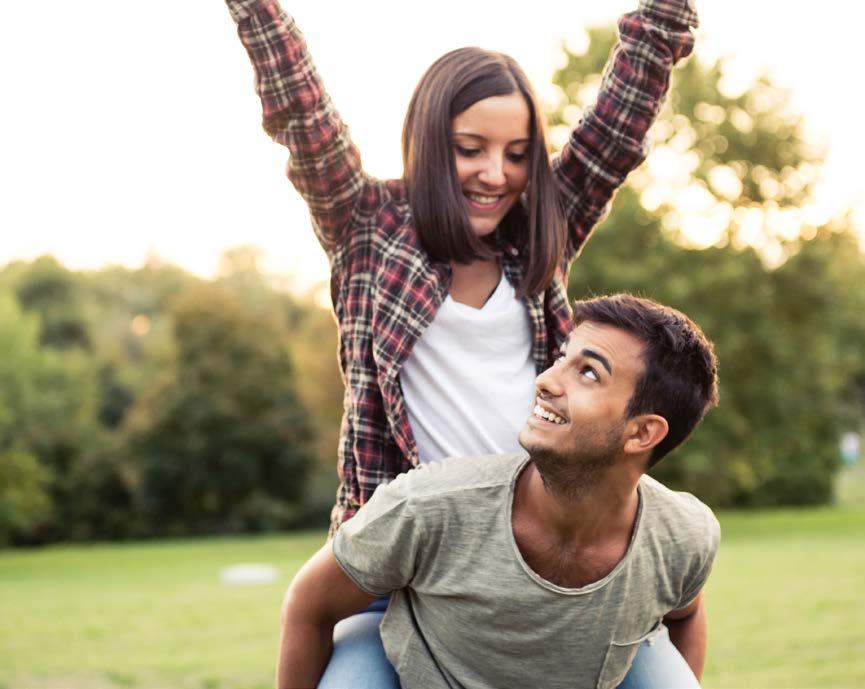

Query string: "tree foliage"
[[14, 256, 92, 350], [125, 283, 314, 534], [551, 27, 823, 263], [0, 254, 326, 544], [0, 291, 98, 543], [553, 28, 865, 506]]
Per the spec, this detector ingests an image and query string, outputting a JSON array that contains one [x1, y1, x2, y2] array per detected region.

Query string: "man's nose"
[[535, 365, 564, 399]]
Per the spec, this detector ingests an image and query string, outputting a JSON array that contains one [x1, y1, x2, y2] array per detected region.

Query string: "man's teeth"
[[533, 405, 566, 425], [467, 193, 500, 205]]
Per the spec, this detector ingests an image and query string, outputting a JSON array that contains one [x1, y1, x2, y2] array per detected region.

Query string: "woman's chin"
[[468, 219, 501, 238]]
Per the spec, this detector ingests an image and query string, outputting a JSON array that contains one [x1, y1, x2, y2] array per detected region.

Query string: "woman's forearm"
[[225, 0, 365, 249]]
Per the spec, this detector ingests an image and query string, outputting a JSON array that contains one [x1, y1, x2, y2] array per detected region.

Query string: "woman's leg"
[[317, 598, 399, 689], [616, 625, 701, 689]]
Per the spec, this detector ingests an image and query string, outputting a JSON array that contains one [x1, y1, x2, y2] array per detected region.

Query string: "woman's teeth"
[[533, 405, 566, 425], [467, 193, 501, 205]]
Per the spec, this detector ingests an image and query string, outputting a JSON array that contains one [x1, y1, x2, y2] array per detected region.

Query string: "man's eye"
[[581, 367, 599, 382]]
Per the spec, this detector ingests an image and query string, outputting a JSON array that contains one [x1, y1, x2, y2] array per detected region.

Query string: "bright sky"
[[2, 1, 864, 291]]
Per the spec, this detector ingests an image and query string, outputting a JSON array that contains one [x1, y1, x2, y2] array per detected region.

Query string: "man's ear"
[[623, 414, 668, 456]]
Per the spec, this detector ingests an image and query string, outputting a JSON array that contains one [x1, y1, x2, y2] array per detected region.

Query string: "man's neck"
[[511, 461, 643, 588], [519, 461, 641, 547]]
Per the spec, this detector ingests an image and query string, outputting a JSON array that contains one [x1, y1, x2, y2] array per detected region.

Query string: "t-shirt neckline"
[[445, 270, 508, 313], [505, 454, 645, 595]]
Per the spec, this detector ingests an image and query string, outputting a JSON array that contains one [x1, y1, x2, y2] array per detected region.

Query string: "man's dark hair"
[[402, 47, 567, 298], [572, 294, 719, 466]]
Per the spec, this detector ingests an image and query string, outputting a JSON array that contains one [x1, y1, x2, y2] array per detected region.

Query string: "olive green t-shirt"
[[333, 453, 720, 689]]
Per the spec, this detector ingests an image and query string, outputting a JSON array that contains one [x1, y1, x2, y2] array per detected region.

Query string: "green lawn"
[[1, 502, 864, 688], [704, 506, 865, 688]]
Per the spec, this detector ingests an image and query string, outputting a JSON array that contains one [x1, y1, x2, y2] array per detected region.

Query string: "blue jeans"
[[318, 600, 700, 689], [616, 625, 700, 689], [318, 598, 399, 688]]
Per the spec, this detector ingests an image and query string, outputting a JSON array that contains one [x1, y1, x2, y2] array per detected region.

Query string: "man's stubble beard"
[[523, 421, 626, 502]]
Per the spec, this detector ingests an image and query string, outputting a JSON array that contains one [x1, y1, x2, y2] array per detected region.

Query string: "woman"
[[224, 0, 700, 686]]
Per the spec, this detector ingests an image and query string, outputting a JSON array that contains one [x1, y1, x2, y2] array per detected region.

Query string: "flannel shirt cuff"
[[225, 0, 276, 23], [639, 0, 699, 29]]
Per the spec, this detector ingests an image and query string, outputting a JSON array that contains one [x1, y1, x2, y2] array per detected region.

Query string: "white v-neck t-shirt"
[[399, 272, 537, 463]]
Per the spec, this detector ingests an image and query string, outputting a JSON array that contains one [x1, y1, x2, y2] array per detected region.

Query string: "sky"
[[2, 0, 864, 293]]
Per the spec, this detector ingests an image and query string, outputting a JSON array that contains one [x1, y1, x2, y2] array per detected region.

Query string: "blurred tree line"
[[0, 250, 341, 545], [2, 29, 865, 546]]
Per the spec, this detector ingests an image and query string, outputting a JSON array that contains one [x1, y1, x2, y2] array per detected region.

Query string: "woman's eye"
[[455, 145, 480, 157], [506, 151, 528, 163]]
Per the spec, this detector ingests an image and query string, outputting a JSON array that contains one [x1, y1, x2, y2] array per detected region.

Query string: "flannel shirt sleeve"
[[553, 0, 699, 260], [227, 0, 366, 253]]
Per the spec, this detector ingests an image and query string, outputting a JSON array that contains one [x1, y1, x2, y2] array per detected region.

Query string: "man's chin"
[[518, 425, 546, 458], [517, 425, 532, 452]]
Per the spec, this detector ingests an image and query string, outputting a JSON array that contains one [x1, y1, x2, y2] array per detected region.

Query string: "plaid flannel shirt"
[[226, 0, 698, 532]]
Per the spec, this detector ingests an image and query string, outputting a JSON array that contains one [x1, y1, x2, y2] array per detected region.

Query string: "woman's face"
[[451, 92, 531, 237]]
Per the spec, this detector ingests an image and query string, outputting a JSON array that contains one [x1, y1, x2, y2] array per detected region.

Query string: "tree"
[[0, 252, 336, 542], [125, 283, 314, 534], [0, 294, 53, 543], [284, 295, 343, 522], [551, 27, 822, 263], [552, 28, 865, 506], [0, 291, 101, 543], [218, 246, 343, 524], [14, 256, 92, 350]]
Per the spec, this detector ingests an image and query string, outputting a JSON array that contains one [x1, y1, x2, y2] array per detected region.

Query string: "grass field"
[[2, 471, 864, 689]]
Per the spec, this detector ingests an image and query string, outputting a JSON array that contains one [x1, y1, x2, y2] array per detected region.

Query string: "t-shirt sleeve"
[[332, 472, 422, 597], [676, 504, 721, 610]]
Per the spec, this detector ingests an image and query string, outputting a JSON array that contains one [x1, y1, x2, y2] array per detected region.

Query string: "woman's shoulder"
[[329, 177, 427, 279], [343, 177, 421, 249], [346, 177, 410, 228]]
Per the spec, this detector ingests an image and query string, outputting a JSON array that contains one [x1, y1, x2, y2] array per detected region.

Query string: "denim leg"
[[616, 625, 701, 689], [317, 598, 399, 689]]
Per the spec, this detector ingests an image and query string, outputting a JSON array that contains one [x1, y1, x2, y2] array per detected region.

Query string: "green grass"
[[704, 506, 865, 688], [837, 461, 865, 507], [1, 503, 864, 688], [0, 532, 323, 689]]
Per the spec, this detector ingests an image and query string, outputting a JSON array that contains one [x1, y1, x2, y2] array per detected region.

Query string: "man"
[[278, 294, 721, 689]]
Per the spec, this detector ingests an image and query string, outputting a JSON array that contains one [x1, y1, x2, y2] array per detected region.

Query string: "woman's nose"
[[478, 153, 506, 187]]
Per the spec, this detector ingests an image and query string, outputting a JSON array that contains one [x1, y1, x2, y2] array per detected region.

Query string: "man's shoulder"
[[640, 474, 714, 515], [638, 474, 720, 550], [637, 475, 721, 611], [391, 453, 526, 502]]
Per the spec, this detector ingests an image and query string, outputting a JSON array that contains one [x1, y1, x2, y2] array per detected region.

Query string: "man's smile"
[[532, 402, 567, 425]]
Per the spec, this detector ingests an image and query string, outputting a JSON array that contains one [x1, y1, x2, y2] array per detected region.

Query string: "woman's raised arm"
[[553, 0, 699, 261], [226, 0, 367, 253]]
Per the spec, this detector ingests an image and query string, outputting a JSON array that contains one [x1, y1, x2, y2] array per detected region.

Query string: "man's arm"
[[663, 591, 707, 680], [277, 542, 379, 689]]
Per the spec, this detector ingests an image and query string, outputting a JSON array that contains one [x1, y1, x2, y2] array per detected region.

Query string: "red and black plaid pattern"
[[227, 0, 698, 532]]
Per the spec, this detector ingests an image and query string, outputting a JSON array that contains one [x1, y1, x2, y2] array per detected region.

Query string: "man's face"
[[518, 322, 646, 484]]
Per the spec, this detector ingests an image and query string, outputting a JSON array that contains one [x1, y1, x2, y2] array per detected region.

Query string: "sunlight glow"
[[1, 0, 863, 289]]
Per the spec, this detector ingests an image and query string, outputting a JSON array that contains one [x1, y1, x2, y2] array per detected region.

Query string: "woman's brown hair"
[[402, 48, 567, 298]]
